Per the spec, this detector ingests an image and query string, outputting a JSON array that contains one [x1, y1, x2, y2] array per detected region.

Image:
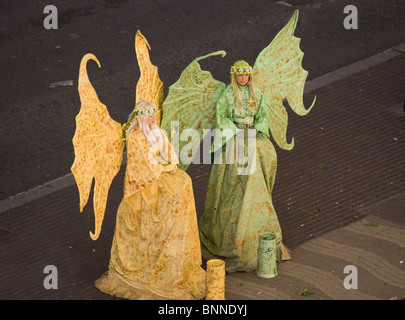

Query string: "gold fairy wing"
[[71, 53, 124, 240], [134, 30, 164, 125], [160, 51, 227, 171], [252, 9, 316, 150]]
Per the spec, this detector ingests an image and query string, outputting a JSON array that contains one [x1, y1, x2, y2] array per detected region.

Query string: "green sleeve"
[[211, 86, 241, 153]]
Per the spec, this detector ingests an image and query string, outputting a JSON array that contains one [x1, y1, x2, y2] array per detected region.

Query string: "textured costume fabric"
[[199, 84, 291, 273], [95, 127, 206, 299]]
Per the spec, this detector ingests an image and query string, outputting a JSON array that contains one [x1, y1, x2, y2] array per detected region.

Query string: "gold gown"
[[95, 127, 206, 300]]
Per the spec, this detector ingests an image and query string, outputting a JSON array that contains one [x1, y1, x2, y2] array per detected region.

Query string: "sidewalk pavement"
[[0, 44, 404, 300]]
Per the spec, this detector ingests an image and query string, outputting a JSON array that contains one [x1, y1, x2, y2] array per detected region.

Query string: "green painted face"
[[236, 74, 250, 86]]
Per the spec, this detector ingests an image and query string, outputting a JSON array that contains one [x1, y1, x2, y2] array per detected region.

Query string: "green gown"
[[199, 84, 291, 273]]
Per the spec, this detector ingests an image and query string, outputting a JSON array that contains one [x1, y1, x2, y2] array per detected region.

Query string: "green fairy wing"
[[252, 9, 316, 150], [160, 51, 226, 171]]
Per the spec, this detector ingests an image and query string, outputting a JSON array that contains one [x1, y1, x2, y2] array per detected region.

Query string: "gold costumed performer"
[[71, 31, 206, 300], [95, 101, 205, 299]]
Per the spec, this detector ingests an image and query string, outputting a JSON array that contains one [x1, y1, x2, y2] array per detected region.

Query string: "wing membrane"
[[71, 53, 124, 240], [160, 51, 226, 170], [252, 10, 316, 150], [135, 30, 164, 125]]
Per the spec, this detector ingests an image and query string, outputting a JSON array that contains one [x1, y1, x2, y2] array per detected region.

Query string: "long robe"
[[95, 127, 206, 299], [199, 84, 291, 273]]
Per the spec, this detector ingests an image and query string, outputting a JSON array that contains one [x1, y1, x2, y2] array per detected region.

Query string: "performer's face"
[[147, 114, 156, 126], [236, 74, 249, 86]]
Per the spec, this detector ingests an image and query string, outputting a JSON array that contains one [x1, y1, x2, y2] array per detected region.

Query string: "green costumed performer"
[[198, 59, 292, 272], [162, 10, 316, 273]]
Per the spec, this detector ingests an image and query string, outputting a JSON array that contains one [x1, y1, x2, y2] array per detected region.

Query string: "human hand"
[[163, 163, 178, 174]]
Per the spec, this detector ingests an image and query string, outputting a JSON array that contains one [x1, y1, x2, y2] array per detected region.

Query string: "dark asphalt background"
[[0, 0, 404, 199]]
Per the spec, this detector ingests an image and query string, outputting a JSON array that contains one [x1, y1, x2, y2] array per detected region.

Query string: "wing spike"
[[72, 53, 124, 240], [134, 30, 164, 125], [252, 9, 315, 150]]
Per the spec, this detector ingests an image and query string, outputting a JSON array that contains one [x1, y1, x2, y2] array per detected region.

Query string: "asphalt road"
[[1, 0, 404, 200]]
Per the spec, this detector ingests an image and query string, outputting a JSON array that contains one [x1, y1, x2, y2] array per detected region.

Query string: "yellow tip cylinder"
[[206, 259, 225, 300]]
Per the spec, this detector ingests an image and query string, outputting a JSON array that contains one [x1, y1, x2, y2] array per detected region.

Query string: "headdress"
[[132, 106, 158, 117], [230, 60, 252, 75], [121, 102, 158, 140]]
